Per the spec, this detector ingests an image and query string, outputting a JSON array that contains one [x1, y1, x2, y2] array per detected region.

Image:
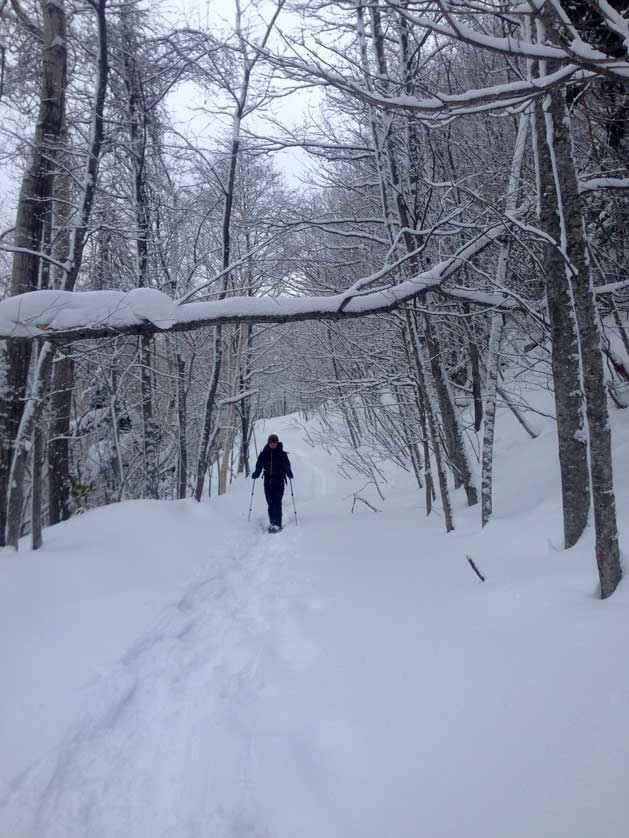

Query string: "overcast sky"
[[163, 0, 314, 186], [1, 0, 313, 248]]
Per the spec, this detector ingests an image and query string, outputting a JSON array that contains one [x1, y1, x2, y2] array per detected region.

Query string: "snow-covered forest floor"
[[1, 406, 628, 838]]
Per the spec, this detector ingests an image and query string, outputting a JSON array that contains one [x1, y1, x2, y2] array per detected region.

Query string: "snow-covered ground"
[[1, 409, 628, 838]]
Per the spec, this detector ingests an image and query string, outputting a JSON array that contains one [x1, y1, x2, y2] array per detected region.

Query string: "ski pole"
[[289, 478, 298, 526], [248, 478, 256, 522]]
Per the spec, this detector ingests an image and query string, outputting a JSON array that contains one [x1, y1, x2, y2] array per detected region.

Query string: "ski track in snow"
[[0, 424, 344, 838], [0, 517, 317, 838]]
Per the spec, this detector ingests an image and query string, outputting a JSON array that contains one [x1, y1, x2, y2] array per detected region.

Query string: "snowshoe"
[[268, 524, 281, 533]]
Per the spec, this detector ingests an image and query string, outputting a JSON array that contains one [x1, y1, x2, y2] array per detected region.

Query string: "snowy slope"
[[1, 413, 628, 838]]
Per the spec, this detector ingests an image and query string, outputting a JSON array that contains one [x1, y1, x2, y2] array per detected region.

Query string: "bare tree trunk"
[[533, 100, 591, 550], [328, 326, 361, 450], [481, 314, 504, 527], [393, 382, 423, 491], [6, 343, 56, 548], [424, 316, 478, 505], [418, 360, 453, 532], [543, 88, 622, 597], [218, 329, 238, 495], [120, 9, 160, 498], [194, 334, 223, 501], [419, 394, 434, 515], [176, 350, 188, 498], [480, 110, 528, 526], [401, 316, 435, 514], [109, 357, 126, 501], [47, 0, 108, 520], [406, 311, 453, 531], [468, 329, 483, 433], [0, 0, 67, 545], [612, 300, 629, 357], [237, 325, 254, 477], [48, 354, 73, 523], [32, 419, 45, 550], [140, 335, 159, 498]]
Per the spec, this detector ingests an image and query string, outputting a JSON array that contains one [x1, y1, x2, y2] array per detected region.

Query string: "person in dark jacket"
[[252, 434, 293, 531]]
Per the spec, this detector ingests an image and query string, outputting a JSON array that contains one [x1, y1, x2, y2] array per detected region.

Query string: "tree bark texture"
[[406, 311, 453, 531], [194, 328, 224, 502], [176, 351, 188, 498], [0, 0, 67, 545], [534, 100, 591, 550], [5, 342, 55, 548], [140, 336, 159, 498], [481, 314, 504, 527], [31, 420, 45, 550], [543, 89, 622, 597], [424, 316, 478, 506], [48, 354, 74, 524]]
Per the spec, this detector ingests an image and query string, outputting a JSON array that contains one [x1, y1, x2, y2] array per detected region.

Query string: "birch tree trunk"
[[481, 110, 529, 526], [218, 328, 242, 495], [194, 339, 223, 501], [6, 343, 56, 547], [481, 314, 504, 527]]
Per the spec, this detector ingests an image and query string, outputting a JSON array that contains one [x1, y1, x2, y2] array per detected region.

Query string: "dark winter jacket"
[[252, 442, 293, 483]]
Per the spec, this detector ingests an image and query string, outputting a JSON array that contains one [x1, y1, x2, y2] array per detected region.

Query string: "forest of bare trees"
[[1, 0, 628, 597]]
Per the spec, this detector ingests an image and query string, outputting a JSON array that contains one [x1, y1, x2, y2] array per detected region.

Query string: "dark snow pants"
[[264, 478, 285, 527]]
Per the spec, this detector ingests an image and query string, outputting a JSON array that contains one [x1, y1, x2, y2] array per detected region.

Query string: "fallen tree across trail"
[[0, 225, 511, 342]]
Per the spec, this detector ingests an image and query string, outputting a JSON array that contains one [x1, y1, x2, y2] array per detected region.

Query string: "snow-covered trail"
[[2, 542, 284, 834], [1, 414, 629, 838], [0, 420, 340, 837]]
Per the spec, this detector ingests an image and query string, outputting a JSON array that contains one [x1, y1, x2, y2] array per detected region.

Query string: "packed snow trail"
[[1, 415, 629, 837]]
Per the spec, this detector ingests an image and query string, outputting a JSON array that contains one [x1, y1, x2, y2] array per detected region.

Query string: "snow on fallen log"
[[0, 287, 179, 338], [0, 225, 508, 341]]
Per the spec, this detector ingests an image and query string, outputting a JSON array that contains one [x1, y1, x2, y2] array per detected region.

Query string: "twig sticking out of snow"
[[351, 494, 380, 514], [466, 554, 486, 582]]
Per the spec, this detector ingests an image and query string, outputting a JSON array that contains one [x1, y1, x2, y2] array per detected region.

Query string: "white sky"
[[163, 0, 314, 186], [1, 0, 314, 244]]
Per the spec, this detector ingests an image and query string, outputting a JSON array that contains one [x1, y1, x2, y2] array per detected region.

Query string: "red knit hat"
[[268, 434, 279, 443]]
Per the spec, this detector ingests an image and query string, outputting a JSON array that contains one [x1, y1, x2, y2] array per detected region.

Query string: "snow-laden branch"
[[218, 388, 258, 407], [595, 279, 629, 296], [274, 46, 590, 119], [579, 177, 629, 193], [0, 225, 507, 341], [387, 0, 629, 78]]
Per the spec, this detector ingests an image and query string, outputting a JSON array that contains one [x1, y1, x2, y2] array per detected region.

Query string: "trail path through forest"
[[1, 416, 629, 838]]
